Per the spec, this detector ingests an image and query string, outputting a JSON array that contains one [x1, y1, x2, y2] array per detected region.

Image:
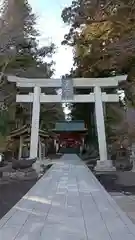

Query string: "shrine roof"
[[9, 125, 49, 138]]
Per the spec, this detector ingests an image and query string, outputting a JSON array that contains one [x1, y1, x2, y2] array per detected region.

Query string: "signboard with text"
[[61, 78, 74, 101]]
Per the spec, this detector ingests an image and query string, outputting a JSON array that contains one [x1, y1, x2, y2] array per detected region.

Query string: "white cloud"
[[53, 45, 73, 78], [36, 13, 73, 77], [28, 0, 74, 78]]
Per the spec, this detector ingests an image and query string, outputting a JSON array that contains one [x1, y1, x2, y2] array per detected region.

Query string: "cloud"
[[28, 0, 73, 77], [36, 14, 73, 77]]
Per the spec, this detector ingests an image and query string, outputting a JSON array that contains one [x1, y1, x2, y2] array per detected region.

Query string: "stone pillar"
[[30, 86, 41, 159], [131, 143, 135, 156], [33, 136, 42, 174], [18, 136, 23, 159], [54, 139, 58, 153], [94, 86, 107, 162]]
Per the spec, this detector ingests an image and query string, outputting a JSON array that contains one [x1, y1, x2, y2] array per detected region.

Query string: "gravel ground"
[[0, 162, 53, 220], [96, 173, 135, 194], [0, 179, 37, 219], [96, 172, 135, 225]]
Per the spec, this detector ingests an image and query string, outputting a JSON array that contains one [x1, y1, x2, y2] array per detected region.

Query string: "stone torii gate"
[[8, 75, 127, 164]]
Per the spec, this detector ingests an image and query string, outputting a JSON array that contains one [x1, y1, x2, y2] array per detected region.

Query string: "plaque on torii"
[[61, 78, 74, 102]]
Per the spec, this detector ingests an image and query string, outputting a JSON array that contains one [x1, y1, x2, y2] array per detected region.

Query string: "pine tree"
[[0, 0, 63, 141]]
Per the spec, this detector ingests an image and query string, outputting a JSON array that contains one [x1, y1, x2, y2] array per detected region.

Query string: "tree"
[[0, 0, 63, 141], [62, 0, 135, 75], [61, 0, 135, 145], [0, 0, 55, 78]]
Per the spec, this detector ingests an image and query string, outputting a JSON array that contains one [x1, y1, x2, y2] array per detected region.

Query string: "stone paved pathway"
[[0, 154, 135, 239]]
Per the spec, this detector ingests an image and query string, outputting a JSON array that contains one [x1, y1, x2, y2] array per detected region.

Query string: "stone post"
[[30, 86, 41, 159]]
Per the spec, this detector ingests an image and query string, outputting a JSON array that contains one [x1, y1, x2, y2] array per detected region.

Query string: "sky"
[[28, 0, 73, 78]]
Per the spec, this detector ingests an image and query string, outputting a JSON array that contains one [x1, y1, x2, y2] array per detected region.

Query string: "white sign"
[[61, 78, 74, 101]]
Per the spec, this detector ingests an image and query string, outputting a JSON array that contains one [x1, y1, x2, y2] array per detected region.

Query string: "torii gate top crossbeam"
[[8, 75, 127, 88], [7, 74, 127, 161]]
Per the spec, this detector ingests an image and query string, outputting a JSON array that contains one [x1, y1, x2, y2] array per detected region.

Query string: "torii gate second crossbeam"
[[8, 75, 127, 163]]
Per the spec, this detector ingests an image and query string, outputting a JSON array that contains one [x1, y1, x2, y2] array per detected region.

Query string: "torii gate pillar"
[[29, 85, 108, 162], [8, 75, 127, 165], [94, 86, 107, 162], [30, 86, 41, 159]]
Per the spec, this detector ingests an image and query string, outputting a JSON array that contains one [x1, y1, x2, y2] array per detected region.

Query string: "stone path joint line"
[[0, 154, 135, 240]]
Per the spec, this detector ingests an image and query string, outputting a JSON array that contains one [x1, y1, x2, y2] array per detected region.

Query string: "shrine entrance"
[[53, 120, 87, 154], [8, 75, 127, 164]]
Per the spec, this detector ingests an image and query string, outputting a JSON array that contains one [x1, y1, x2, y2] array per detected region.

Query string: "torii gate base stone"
[[8, 75, 127, 170]]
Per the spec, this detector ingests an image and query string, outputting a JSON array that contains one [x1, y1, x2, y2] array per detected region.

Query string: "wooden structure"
[[53, 120, 87, 153], [9, 125, 49, 159]]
